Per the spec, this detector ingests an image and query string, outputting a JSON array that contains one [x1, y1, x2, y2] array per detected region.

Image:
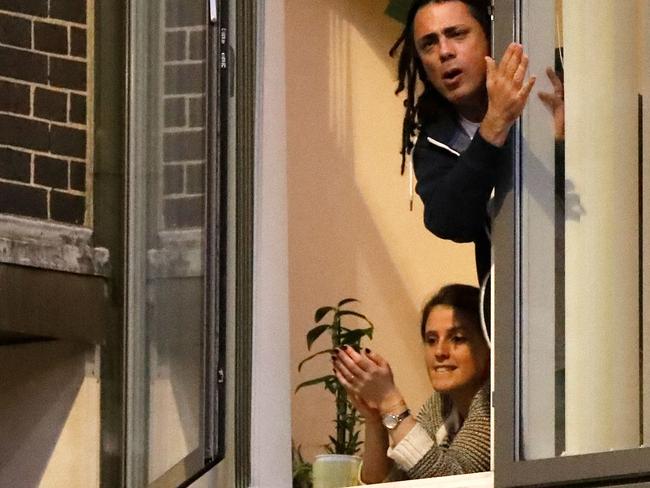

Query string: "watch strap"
[[382, 408, 411, 430]]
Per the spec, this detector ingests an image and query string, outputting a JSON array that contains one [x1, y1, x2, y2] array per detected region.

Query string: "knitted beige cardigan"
[[386, 382, 491, 480]]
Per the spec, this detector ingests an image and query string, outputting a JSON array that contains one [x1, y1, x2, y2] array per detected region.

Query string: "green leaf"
[[306, 324, 331, 350], [340, 328, 373, 345], [337, 297, 358, 307], [297, 349, 333, 371], [384, 0, 412, 24], [315, 306, 336, 322], [335, 310, 374, 326], [324, 376, 338, 394], [295, 374, 334, 393]]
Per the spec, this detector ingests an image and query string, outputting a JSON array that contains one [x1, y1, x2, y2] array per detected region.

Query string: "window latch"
[[209, 0, 218, 23]]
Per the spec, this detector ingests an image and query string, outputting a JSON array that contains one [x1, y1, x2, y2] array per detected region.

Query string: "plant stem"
[[336, 385, 347, 453], [333, 309, 347, 453]]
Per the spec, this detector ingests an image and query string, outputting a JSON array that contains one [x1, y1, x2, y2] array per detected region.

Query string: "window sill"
[[146, 229, 203, 278], [0, 215, 110, 276], [363, 471, 493, 488]]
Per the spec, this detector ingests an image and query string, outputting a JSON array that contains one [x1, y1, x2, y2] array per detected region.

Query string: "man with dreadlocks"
[[391, 0, 536, 284]]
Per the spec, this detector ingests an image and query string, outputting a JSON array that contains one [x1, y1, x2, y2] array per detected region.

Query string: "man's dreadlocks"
[[389, 0, 491, 174]]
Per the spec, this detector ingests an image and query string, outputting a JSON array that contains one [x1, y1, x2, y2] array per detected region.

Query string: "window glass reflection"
[[131, 0, 208, 482], [520, 0, 648, 459]]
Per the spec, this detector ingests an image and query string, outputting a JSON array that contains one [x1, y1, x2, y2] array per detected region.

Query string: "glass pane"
[[148, 0, 207, 477], [127, 0, 208, 483], [519, 0, 649, 459]]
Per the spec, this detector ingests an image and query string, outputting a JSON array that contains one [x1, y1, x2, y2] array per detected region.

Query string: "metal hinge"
[[217, 367, 225, 384], [220, 27, 228, 69]]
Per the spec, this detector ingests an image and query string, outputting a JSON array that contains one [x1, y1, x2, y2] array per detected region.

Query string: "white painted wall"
[[564, 0, 641, 455], [249, 0, 292, 485]]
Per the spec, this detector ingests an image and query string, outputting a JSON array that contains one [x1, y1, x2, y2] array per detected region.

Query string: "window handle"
[[209, 0, 218, 23]]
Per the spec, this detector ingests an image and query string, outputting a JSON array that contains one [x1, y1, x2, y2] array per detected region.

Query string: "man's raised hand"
[[480, 43, 536, 147]]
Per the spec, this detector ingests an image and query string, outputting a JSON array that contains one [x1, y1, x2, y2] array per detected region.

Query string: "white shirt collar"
[[458, 114, 480, 140]]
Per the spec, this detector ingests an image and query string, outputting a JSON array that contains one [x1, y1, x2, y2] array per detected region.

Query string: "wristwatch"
[[381, 408, 410, 430]]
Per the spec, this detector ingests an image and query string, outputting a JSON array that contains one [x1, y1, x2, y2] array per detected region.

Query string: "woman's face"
[[423, 305, 489, 398]]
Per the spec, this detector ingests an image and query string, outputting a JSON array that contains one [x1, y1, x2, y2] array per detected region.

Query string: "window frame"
[[124, 0, 231, 485], [493, 0, 650, 485]]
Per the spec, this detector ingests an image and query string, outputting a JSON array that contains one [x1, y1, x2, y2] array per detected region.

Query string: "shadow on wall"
[[286, 0, 476, 461], [285, 0, 410, 327], [0, 340, 95, 487]]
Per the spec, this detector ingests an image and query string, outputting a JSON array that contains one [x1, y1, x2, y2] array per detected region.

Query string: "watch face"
[[382, 414, 398, 430]]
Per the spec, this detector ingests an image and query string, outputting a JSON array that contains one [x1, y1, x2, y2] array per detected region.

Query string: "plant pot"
[[312, 454, 362, 488]]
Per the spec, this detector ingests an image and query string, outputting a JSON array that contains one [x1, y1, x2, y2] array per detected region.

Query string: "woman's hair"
[[389, 0, 491, 174], [419, 284, 481, 340]]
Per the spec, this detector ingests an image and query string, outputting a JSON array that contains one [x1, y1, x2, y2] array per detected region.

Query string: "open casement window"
[[125, 0, 230, 486], [493, 0, 650, 485]]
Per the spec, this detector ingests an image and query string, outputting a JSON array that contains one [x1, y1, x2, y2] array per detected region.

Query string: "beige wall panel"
[[564, 0, 640, 454], [286, 0, 476, 460]]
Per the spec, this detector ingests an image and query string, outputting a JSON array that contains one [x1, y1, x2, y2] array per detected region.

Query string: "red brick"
[[34, 87, 68, 122], [0, 0, 47, 16], [0, 45, 48, 84], [0, 147, 31, 183], [50, 0, 86, 24], [165, 31, 186, 61], [0, 181, 48, 219], [70, 27, 86, 57], [0, 80, 30, 115], [185, 163, 204, 194], [69, 93, 86, 124], [34, 21, 68, 55], [0, 13, 31, 48], [50, 190, 85, 225], [163, 196, 203, 228], [0, 114, 49, 152], [34, 155, 68, 189], [164, 63, 205, 95], [163, 130, 205, 162], [50, 125, 86, 158], [49, 57, 86, 91], [69, 161, 85, 191], [163, 164, 184, 195], [165, 0, 205, 27], [189, 30, 206, 60], [164, 97, 186, 127]]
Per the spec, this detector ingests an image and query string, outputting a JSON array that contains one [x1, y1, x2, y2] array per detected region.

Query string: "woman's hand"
[[346, 391, 381, 423], [332, 347, 405, 415], [480, 43, 537, 147], [538, 67, 565, 141], [334, 349, 396, 483]]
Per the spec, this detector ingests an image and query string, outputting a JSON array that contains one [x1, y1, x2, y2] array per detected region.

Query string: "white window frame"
[[493, 0, 650, 486]]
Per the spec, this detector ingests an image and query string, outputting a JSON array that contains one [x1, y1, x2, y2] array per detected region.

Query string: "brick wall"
[[162, 0, 206, 230], [0, 0, 90, 226]]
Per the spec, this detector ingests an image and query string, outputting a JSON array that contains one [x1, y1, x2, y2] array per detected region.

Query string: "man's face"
[[413, 1, 489, 115]]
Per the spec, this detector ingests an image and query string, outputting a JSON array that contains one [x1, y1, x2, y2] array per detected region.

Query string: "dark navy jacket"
[[412, 108, 511, 283]]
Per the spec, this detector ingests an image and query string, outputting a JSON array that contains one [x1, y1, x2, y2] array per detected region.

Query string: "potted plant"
[[295, 298, 374, 488], [292, 441, 313, 488]]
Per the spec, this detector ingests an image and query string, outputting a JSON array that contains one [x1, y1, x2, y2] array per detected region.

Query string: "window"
[[494, 0, 650, 485], [125, 0, 229, 485]]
